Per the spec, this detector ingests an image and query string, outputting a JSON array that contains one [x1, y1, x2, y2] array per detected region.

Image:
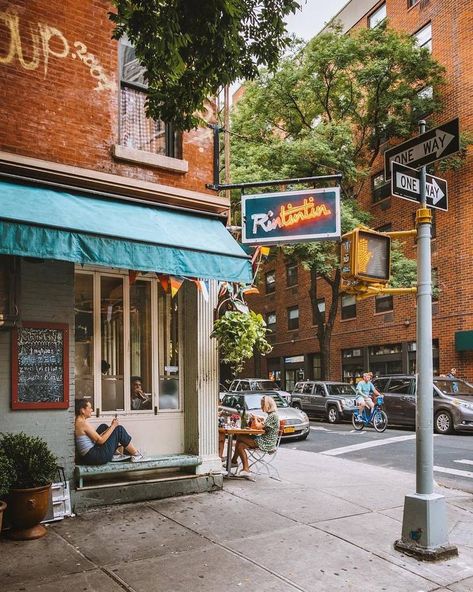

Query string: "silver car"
[[220, 391, 310, 440], [227, 378, 292, 401]]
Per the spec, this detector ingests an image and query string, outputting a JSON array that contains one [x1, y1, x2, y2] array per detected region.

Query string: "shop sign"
[[242, 188, 341, 245]]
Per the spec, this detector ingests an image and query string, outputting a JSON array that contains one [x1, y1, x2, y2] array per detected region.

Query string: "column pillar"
[[183, 281, 221, 474]]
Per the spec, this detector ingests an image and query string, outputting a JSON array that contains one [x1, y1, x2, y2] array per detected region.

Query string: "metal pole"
[[416, 120, 434, 495], [395, 120, 457, 560]]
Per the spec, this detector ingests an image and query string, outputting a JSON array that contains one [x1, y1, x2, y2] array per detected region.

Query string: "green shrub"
[[0, 432, 58, 489], [0, 448, 15, 496]]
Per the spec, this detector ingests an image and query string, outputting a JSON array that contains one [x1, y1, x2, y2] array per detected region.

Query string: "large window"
[[414, 23, 432, 52], [372, 171, 390, 203], [266, 311, 277, 333], [286, 264, 298, 287], [265, 270, 276, 294], [341, 295, 356, 320], [287, 306, 299, 330], [119, 38, 180, 157], [375, 294, 393, 314], [74, 270, 183, 414], [313, 297, 325, 324], [368, 3, 386, 28]]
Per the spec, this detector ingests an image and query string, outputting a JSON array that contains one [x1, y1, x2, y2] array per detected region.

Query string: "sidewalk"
[[1, 448, 472, 592]]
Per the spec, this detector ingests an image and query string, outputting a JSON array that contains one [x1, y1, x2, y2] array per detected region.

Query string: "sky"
[[285, 0, 349, 40]]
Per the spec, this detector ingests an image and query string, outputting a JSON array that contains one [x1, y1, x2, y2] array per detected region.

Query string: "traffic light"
[[341, 227, 391, 283]]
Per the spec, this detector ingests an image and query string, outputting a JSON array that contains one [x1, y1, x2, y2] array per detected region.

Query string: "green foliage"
[[211, 310, 272, 375], [110, 0, 300, 130], [231, 24, 445, 285], [0, 432, 58, 489], [0, 448, 14, 497], [389, 240, 417, 288]]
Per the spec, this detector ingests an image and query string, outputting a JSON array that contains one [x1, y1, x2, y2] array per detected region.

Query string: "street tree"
[[231, 24, 445, 378], [109, 0, 301, 130]]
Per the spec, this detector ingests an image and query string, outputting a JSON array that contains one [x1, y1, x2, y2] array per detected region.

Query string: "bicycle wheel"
[[352, 413, 364, 431], [373, 410, 388, 433]]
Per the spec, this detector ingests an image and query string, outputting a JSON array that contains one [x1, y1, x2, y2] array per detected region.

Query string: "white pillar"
[[183, 281, 221, 473]]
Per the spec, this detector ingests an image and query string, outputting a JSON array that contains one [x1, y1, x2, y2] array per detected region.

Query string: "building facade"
[[0, 1, 251, 508], [244, 0, 473, 389]]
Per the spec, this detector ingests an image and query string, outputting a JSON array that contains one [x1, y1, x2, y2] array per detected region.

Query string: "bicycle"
[[352, 395, 388, 432]]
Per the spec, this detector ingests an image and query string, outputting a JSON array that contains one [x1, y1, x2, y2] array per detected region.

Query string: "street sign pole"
[[395, 121, 457, 560]]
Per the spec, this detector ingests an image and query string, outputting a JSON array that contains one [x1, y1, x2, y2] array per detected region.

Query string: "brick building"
[[0, 1, 251, 508], [244, 0, 473, 390]]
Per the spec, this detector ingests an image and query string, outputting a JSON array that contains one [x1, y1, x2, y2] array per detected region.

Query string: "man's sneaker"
[[130, 451, 145, 462], [111, 453, 131, 462]]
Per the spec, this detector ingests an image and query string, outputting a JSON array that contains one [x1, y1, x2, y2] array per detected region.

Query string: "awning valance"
[[0, 180, 252, 283]]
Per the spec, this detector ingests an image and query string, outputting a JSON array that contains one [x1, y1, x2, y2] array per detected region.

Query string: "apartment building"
[[245, 0, 473, 390]]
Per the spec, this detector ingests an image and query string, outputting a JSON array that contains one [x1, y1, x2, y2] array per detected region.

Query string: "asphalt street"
[[283, 419, 473, 494]]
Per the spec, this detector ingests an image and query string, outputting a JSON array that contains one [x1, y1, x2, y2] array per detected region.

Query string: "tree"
[[231, 24, 445, 378], [109, 0, 301, 130]]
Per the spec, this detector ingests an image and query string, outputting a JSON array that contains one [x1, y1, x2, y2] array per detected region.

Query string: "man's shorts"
[[356, 395, 370, 405]]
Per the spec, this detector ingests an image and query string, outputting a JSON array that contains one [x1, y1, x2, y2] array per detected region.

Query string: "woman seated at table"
[[231, 395, 279, 477]]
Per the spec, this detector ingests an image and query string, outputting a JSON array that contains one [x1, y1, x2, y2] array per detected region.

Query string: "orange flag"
[[129, 270, 139, 285], [170, 276, 184, 298], [158, 274, 170, 292], [260, 247, 270, 257]]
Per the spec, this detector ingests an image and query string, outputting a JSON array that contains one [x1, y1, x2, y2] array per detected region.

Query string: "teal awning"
[[0, 180, 252, 283]]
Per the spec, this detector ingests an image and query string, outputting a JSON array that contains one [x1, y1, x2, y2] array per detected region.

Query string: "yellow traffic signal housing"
[[341, 227, 391, 283]]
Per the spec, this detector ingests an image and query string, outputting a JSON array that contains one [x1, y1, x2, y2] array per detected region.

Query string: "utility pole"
[[394, 121, 457, 560]]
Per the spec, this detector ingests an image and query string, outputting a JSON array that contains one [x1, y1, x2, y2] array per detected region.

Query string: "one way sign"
[[384, 118, 459, 179], [391, 163, 448, 211]]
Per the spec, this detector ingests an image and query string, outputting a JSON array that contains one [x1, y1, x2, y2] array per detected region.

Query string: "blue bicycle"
[[352, 395, 388, 432]]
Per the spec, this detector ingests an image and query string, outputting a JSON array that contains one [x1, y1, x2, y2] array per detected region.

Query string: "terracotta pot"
[[0, 500, 6, 533], [7, 484, 51, 540]]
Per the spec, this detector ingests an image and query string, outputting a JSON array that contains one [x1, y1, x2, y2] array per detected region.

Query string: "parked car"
[[227, 378, 292, 401], [291, 381, 357, 423], [219, 383, 228, 402], [220, 391, 310, 440], [371, 375, 473, 434]]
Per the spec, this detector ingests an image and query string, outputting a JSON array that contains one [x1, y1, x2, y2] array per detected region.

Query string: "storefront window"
[[101, 276, 125, 411], [74, 273, 94, 407], [158, 284, 180, 410], [74, 270, 184, 413], [130, 280, 152, 410]]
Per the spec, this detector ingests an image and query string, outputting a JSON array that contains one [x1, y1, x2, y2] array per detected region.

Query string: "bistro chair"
[[246, 420, 285, 481]]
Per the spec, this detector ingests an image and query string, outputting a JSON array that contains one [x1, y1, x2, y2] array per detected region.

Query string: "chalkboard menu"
[[12, 322, 69, 410]]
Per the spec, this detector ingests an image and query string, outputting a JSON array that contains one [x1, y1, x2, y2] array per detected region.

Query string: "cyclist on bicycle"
[[355, 373, 380, 414]]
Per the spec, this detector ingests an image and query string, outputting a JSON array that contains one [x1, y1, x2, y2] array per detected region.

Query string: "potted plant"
[[0, 432, 58, 540], [0, 448, 14, 533], [211, 310, 272, 375]]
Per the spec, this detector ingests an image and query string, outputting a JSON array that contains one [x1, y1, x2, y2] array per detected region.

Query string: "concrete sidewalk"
[[1, 448, 473, 592]]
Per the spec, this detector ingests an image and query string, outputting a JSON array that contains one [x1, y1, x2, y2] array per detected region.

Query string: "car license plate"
[[284, 426, 295, 434]]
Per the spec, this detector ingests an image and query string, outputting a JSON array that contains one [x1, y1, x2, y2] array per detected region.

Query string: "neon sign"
[[242, 188, 340, 245]]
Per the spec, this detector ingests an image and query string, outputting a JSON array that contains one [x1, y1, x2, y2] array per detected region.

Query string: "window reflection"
[[130, 280, 152, 410], [158, 284, 180, 410], [101, 276, 124, 411], [74, 273, 94, 407]]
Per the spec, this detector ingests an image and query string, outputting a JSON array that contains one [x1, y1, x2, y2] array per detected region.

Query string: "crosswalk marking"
[[321, 434, 417, 456], [434, 465, 473, 480], [454, 459, 473, 466]]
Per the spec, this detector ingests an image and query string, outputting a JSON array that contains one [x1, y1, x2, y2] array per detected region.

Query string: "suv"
[[371, 375, 473, 434], [228, 378, 291, 401], [291, 381, 357, 423]]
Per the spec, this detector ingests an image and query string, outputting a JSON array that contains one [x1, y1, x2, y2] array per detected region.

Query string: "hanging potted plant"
[[0, 432, 58, 540], [0, 448, 14, 534], [211, 309, 272, 375]]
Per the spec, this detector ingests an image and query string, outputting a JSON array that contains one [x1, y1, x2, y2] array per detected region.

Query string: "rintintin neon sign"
[[242, 188, 341, 245]]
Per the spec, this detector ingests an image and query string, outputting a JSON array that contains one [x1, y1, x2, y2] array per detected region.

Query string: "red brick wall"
[[245, 0, 473, 383], [0, 1, 214, 194]]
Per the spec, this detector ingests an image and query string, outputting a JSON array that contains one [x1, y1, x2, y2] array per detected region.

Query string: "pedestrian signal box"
[[341, 228, 391, 283]]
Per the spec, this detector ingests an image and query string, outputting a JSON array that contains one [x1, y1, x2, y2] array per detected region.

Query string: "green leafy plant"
[[0, 448, 15, 496], [0, 432, 58, 489], [211, 310, 272, 375], [109, 0, 300, 130]]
